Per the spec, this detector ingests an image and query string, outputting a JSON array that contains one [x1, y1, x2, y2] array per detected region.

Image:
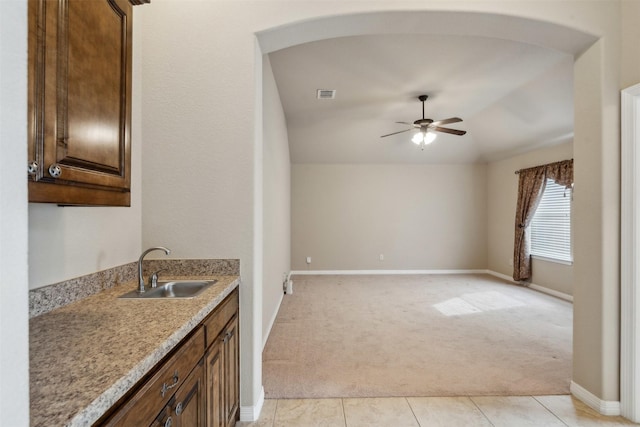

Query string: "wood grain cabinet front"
[[221, 315, 239, 427], [151, 360, 206, 427], [204, 289, 239, 427], [204, 313, 239, 427], [100, 327, 205, 427], [27, 0, 145, 206], [96, 289, 240, 427]]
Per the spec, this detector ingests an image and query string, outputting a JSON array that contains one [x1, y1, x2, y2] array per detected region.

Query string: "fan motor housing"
[[414, 118, 433, 126]]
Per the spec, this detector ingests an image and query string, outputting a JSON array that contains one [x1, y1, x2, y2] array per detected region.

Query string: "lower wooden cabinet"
[[205, 337, 224, 427], [151, 359, 205, 427], [97, 289, 239, 427], [205, 313, 239, 427], [222, 316, 239, 427]]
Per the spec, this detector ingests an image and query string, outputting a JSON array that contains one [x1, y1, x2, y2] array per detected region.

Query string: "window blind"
[[530, 178, 572, 263]]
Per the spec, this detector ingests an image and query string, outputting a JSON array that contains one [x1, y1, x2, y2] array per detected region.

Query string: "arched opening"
[[254, 8, 625, 420]]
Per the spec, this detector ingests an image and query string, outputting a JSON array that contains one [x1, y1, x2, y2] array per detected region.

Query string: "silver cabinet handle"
[[175, 402, 183, 416], [48, 163, 62, 178], [160, 370, 179, 397], [164, 416, 172, 427], [28, 161, 38, 176], [222, 330, 234, 343]]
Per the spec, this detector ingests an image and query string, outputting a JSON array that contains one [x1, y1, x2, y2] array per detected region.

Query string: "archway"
[[253, 8, 621, 421]]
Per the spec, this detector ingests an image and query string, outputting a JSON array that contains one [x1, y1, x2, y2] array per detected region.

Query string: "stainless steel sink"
[[119, 280, 218, 299]]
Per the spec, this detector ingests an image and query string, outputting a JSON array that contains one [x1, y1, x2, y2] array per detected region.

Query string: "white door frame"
[[621, 82, 640, 423]]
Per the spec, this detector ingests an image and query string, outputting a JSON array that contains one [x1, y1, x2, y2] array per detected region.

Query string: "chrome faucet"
[[137, 246, 171, 294]]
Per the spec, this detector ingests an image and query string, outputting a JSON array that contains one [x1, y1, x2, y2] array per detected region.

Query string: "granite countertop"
[[29, 274, 240, 427]]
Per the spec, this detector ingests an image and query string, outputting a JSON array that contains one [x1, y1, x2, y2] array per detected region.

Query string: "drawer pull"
[[164, 416, 172, 427], [28, 161, 38, 176], [222, 331, 233, 343], [160, 371, 179, 397], [175, 402, 183, 416], [48, 163, 62, 178]]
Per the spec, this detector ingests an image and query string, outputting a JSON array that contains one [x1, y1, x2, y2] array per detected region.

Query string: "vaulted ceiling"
[[268, 34, 574, 164]]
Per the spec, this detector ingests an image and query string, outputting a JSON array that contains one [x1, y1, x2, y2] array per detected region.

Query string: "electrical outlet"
[[379, 254, 384, 261], [306, 256, 311, 264]]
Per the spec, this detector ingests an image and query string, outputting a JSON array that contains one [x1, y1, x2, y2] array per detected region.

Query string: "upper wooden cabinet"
[[27, 0, 147, 206]]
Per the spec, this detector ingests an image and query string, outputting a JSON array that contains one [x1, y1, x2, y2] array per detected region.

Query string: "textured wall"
[[291, 164, 487, 271], [3, 1, 631, 420], [0, 1, 29, 424], [262, 55, 291, 346], [28, 12, 144, 290], [136, 0, 625, 414]]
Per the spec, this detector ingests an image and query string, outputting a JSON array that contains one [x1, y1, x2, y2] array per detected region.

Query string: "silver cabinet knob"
[[28, 161, 38, 176], [48, 163, 62, 178]]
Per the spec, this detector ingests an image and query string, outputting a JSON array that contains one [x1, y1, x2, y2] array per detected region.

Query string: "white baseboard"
[[485, 270, 573, 302], [571, 381, 621, 416], [291, 269, 488, 275], [240, 386, 265, 422], [290, 269, 574, 302], [263, 291, 283, 350]]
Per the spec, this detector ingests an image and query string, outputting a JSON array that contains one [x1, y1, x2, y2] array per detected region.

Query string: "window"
[[530, 178, 572, 263]]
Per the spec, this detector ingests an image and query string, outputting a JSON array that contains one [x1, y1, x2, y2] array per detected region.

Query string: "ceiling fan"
[[380, 95, 467, 150]]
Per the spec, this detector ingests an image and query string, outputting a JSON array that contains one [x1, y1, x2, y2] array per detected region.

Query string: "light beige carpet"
[[263, 274, 572, 399]]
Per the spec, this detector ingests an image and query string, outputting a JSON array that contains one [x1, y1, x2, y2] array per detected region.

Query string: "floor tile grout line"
[[271, 398, 279, 426], [341, 398, 348, 427], [532, 395, 570, 426], [469, 396, 497, 427], [404, 397, 423, 427]]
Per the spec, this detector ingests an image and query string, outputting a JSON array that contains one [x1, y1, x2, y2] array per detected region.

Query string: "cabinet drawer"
[[101, 327, 205, 426], [203, 290, 239, 348]]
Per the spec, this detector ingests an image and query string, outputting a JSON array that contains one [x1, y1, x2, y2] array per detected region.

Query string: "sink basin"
[[119, 280, 218, 299]]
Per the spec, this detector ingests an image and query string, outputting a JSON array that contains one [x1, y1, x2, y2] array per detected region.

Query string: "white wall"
[[0, 1, 29, 424], [27, 8, 144, 289], [291, 164, 487, 271], [262, 55, 291, 346], [137, 0, 624, 414], [0, 1, 630, 422], [621, 0, 640, 89], [487, 142, 574, 295]]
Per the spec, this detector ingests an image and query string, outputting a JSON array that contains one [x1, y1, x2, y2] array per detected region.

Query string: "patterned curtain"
[[513, 167, 547, 281], [546, 159, 573, 189], [512, 159, 573, 282]]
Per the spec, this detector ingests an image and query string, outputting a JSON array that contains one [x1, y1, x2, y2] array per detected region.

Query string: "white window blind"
[[530, 178, 572, 263]]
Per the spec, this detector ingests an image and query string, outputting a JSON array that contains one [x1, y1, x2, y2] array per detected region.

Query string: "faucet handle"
[[150, 269, 165, 288]]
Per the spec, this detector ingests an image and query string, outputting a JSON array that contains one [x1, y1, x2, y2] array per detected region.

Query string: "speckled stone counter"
[[29, 274, 240, 427]]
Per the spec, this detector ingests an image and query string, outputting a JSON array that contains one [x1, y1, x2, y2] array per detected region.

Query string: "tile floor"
[[238, 395, 639, 426]]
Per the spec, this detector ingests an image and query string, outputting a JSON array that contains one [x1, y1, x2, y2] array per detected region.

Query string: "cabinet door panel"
[[205, 340, 224, 427], [65, 0, 125, 173], [174, 360, 205, 427], [223, 316, 239, 427], [28, 0, 132, 205]]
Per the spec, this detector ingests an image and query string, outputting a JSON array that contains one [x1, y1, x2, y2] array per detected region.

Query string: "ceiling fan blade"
[[395, 121, 414, 125], [430, 117, 463, 127], [431, 126, 467, 136], [380, 128, 412, 138]]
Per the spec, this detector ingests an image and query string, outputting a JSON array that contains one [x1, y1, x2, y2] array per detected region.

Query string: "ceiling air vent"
[[317, 89, 336, 99]]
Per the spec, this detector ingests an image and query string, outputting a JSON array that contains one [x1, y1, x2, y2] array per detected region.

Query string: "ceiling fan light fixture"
[[424, 131, 437, 144], [412, 130, 437, 146]]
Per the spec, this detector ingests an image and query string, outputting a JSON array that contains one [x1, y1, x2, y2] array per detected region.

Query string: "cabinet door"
[[28, 0, 132, 206], [223, 316, 239, 427], [149, 360, 204, 427], [149, 400, 173, 427], [205, 339, 224, 427], [173, 360, 205, 427]]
